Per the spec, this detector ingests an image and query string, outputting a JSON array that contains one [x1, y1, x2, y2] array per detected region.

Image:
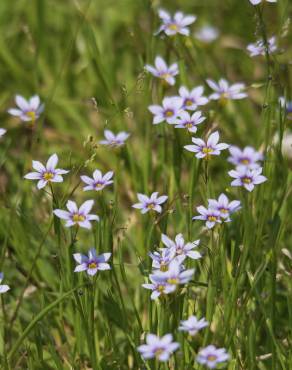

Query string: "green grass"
[[0, 0, 292, 369]]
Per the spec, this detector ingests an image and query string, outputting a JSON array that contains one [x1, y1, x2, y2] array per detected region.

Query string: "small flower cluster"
[[194, 193, 241, 229], [228, 146, 267, 192], [143, 233, 201, 299]]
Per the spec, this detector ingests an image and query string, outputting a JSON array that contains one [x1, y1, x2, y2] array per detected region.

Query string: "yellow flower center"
[[167, 278, 179, 285], [185, 122, 193, 128], [95, 182, 103, 188], [242, 177, 251, 184], [176, 248, 183, 254], [26, 111, 36, 120], [72, 214, 85, 222], [207, 355, 217, 362], [168, 24, 178, 31], [160, 264, 168, 272], [158, 285, 165, 293], [88, 262, 97, 269], [43, 172, 54, 181], [202, 147, 214, 154], [147, 203, 155, 210], [161, 73, 171, 79], [165, 110, 174, 117], [220, 208, 228, 214], [208, 216, 217, 222], [185, 99, 193, 107], [240, 159, 250, 165]]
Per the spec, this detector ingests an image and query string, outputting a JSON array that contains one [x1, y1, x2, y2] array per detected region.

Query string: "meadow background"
[[0, 0, 292, 369]]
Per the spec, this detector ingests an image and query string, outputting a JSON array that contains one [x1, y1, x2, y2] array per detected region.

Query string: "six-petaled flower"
[[99, 130, 130, 147], [156, 9, 196, 37], [179, 315, 209, 336], [174, 110, 206, 133], [196, 345, 230, 369], [145, 56, 179, 86], [73, 248, 111, 276], [179, 86, 209, 110], [229, 167, 267, 192], [184, 131, 229, 159], [207, 79, 247, 102], [53, 200, 99, 229], [148, 97, 183, 125], [138, 333, 179, 362], [8, 95, 44, 122], [24, 154, 69, 189], [81, 170, 114, 192], [132, 192, 168, 214]]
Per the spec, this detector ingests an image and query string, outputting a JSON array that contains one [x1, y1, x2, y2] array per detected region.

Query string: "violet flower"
[[132, 192, 168, 214], [145, 56, 179, 86], [138, 333, 179, 362], [156, 9, 196, 37], [24, 154, 69, 189], [229, 167, 267, 192], [196, 345, 230, 369], [73, 248, 111, 276], [174, 110, 206, 133], [8, 95, 44, 122], [0, 273, 10, 294], [179, 315, 209, 336], [81, 170, 113, 192], [53, 200, 99, 229], [148, 97, 183, 125], [99, 130, 130, 147], [179, 86, 209, 110], [193, 206, 222, 229], [206, 79, 247, 101], [184, 131, 229, 159]]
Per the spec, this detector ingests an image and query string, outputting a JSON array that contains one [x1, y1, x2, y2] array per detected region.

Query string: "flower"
[[184, 131, 229, 159], [206, 79, 247, 101], [247, 37, 277, 57], [193, 206, 222, 229], [194, 26, 219, 43], [73, 248, 111, 276], [53, 200, 99, 229], [196, 345, 230, 369], [249, 0, 277, 5], [142, 274, 177, 299], [138, 333, 179, 362], [228, 146, 263, 169], [229, 167, 267, 192], [132, 191, 168, 214], [148, 97, 183, 125], [153, 260, 195, 286], [161, 234, 202, 261], [81, 170, 114, 192], [145, 56, 179, 86], [179, 86, 209, 110], [0, 273, 10, 294], [174, 110, 206, 133], [24, 154, 69, 190], [279, 97, 292, 119], [132, 192, 168, 214], [8, 95, 44, 122], [149, 248, 176, 272], [156, 9, 196, 37], [99, 130, 130, 147], [179, 315, 208, 336], [0, 128, 6, 137], [208, 193, 241, 220]]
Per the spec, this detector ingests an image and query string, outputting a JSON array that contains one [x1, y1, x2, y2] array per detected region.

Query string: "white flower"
[[156, 9, 196, 37], [73, 248, 111, 276], [179, 315, 208, 336], [99, 130, 130, 147], [247, 37, 277, 57], [138, 333, 179, 362], [24, 154, 69, 189], [132, 192, 168, 214], [145, 56, 179, 85], [193, 206, 222, 229], [179, 86, 209, 110], [197, 345, 230, 369], [161, 234, 201, 261], [148, 97, 183, 125], [206, 79, 247, 101], [81, 170, 113, 191], [8, 95, 44, 122], [0, 273, 10, 294], [174, 110, 206, 133], [53, 200, 99, 229], [195, 26, 219, 43], [0, 128, 7, 138], [228, 167, 267, 192], [249, 0, 277, 5], [142, 274, 177, 300], [184, 131, 229, 159]]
